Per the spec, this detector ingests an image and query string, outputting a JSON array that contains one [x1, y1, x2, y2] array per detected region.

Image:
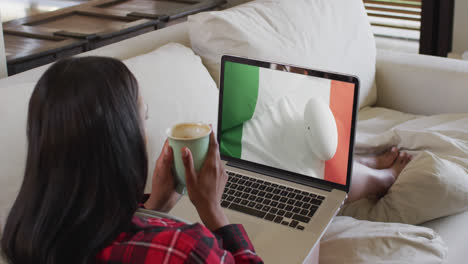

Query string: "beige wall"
[[452, 0, 468, 55]]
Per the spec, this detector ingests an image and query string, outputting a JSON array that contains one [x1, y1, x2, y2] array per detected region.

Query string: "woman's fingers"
[[207, 131, 222, 168], [163, 142, 173, 163], [156, 140, 173, 175], [207, 130, 223, 173], [159, 139, 171, 160], [182, 147, 197, 185], [208, 131, 219, 156]]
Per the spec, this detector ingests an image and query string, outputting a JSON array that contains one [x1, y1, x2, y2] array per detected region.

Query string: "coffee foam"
[[170, 123, 211, 139]]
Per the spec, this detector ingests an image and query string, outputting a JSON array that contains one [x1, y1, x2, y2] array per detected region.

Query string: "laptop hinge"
[[226, 160, 333, 192]]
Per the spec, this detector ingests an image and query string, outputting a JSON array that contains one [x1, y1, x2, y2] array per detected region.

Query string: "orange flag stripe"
[[324, 80, 355, 185]]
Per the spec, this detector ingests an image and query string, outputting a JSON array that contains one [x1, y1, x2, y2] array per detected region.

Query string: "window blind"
[[364, 0, 422, 41]]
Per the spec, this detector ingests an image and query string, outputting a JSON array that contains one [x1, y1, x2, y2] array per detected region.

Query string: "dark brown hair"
[[1, 57, 148, 264]]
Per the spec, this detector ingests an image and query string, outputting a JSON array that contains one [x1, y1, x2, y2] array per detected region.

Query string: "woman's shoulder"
[[96, 216, 217, 263]]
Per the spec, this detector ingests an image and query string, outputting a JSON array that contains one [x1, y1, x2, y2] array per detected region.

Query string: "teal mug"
[[167, 122, 211, 194]]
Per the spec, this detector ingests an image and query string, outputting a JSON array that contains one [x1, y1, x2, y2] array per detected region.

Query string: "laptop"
[[171, 55, 359, 263]]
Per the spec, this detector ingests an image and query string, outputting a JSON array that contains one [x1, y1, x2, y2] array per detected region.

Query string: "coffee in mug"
[[170, 123, 211, 139]]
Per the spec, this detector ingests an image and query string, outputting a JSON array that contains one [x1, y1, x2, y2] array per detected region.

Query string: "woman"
[[1, 57, 263, 264]]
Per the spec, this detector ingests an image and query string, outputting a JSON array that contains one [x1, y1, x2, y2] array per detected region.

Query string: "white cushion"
[[321, 216, 448, 263], [341, 107, 468, 225], [188, 0, 377, 109], [123, 43, 219, 191], [0, 82, 35, 230], [375, 49, 468, 115]]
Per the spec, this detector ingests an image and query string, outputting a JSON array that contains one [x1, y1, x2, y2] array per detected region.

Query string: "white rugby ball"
[[303, 98, 338, 161]]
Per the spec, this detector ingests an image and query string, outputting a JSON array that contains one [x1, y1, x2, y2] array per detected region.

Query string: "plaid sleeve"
[[181, 223, 263, 264], [212, 224, 263, 264], [96, 217, 263, 264]]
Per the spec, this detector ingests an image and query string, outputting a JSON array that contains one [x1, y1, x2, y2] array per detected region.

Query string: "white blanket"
[[320, 106, 468, 263], [354, 107, 468, 156], [320, 216, 448, 264], [341, 107, 468, 225]]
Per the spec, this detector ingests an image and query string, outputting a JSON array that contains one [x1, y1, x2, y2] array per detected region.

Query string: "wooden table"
[[4, 0, 226, 75]]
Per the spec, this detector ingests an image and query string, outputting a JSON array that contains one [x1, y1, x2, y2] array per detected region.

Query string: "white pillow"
[[188, 0, 377, 109], [321, 216, 448, 264], [123, 43, 219, 191], [0, 82, 35, 230], [341, 107, 468, 225]]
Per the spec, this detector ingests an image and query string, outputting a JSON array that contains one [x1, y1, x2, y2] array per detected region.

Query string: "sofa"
[[1, 0, 468, 263], [0, 13, 6, 79]]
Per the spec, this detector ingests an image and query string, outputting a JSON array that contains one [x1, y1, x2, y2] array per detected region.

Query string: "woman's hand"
[[144, 140, 181, 212], [182, 130, 229, 231]]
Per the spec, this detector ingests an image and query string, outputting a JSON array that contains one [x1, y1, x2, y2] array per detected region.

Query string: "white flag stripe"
[[252, 67, 331, 121], [241, 67, 332, 180]]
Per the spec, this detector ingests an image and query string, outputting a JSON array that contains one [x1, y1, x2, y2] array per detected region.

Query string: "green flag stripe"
[[220, 61, 259, 158], [220, 124, 243, 158]]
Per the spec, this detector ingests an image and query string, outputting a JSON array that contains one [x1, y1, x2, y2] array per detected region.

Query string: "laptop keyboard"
[[221, 171, 325, 231]]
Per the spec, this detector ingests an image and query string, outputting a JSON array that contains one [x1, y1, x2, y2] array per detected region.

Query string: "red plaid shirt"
[[96, 215, 264, 263]]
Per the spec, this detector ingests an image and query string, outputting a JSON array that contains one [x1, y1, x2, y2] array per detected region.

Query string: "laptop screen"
[[218, 56, 359, 190]]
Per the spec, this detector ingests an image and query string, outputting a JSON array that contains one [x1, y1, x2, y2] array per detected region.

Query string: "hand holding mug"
[[182, 130, 229, 231], [144, 140, 181, 212]]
